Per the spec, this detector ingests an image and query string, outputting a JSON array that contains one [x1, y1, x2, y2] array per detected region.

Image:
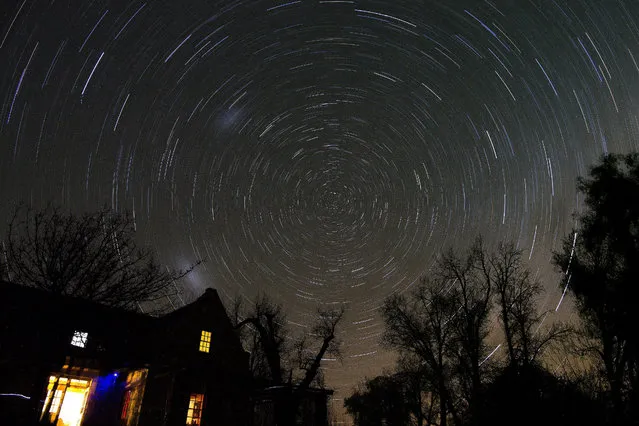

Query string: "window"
[[199, 330, 211, 353], [47, 377, 67, 414], [186, 393, 204, 425], [121, 369, 148, 426], [41, 376, 91, 426], [70, 331, 88, 348]]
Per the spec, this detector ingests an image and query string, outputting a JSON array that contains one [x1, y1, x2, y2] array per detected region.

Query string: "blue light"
[[94, 373, 120, 398]]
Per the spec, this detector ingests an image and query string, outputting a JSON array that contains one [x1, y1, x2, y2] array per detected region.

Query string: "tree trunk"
[[499, 293, 516, 367], [438, 379, 447, 426]]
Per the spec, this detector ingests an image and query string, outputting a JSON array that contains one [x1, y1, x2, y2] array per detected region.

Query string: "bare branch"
[[4, 205, 199, 311]]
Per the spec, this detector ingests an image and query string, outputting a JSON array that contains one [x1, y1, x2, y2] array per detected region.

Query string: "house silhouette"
[[0, 281, 251, 426]]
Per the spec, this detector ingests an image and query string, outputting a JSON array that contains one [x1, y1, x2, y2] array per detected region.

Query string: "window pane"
[[70, 331, 88, 348], [199, 331, 211, 353], [186, 393, 204, 425]]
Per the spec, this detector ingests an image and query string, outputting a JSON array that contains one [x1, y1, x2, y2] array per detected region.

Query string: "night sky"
[[2, 0, 639, 406]]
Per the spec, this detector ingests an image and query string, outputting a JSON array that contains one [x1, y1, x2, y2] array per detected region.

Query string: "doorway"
[[41, 376, 91, 426]]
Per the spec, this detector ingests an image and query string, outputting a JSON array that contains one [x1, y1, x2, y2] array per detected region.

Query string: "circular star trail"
[[3, 0, 639, 403]]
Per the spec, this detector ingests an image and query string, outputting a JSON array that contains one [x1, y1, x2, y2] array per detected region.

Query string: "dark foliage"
[[475, 363, 603, 426], [344, 374, 412, 426], [553, 153, 639, 424]]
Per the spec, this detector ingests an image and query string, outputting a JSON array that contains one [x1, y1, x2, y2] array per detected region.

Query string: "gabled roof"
[[157, 287, 245, 354], [161, 287, 225, 320], [0, 281, 228, 325]]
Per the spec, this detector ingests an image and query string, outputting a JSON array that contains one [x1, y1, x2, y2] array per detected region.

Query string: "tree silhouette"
[[232, 294, 288, 384], [2, 205, 197, 310], [553, 153, 639, 424], [344, 374, 411, 426], [491, 241, 569, 370], [378, 237, 573, 426], [476, 362, 603, 426], [394, 356, 438, 426], [436, 238, 493, 423], [232, 294, 345, 426], [382, 277, 460, 426]]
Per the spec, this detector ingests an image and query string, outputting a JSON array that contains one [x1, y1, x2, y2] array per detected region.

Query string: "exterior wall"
[[0, 284, 97, 425], [75, 372, 122, 426], [138, 367, 251, 426], [138, 290, 252, 426], [138, 371, 174, 426]]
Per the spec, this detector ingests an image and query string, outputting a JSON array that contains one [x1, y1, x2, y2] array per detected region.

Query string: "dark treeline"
[[345, 153, 639, 426]]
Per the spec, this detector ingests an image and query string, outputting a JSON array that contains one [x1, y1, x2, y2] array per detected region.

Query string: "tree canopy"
[[353, 238, 571, 426], [346, 153, 639, 426], [2, 205, 197, 311], [231, 293, 345, 426], [553, 153, 639, 424], [344, 373, 412, 426]]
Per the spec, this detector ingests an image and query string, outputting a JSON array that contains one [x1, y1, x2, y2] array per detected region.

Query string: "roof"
[[161, 287, 222, 319], [0, 280, 153, 326], [0, 281, 242, 369], [0, 281, 225, 325]]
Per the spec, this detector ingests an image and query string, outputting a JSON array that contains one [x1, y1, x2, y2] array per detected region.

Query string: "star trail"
[[2, 0, 639, 402]]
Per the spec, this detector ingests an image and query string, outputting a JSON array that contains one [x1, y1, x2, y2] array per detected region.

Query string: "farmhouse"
[[0, 281, 251, 426]]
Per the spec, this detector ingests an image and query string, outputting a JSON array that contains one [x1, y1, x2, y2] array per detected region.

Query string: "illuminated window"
[[199, 330, 211, 353], [48, 378, 67, 414], [41, 376, 91, 426], [186, 393, 204, 425], [70, 331, 88, 348]]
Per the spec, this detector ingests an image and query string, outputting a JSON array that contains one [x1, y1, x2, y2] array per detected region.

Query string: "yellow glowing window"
[[186, 393, 204, 425], [199, 330, 211, 353], [42, 376, 91, 426]]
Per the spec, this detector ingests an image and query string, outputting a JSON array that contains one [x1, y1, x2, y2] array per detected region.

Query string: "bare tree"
[[437, 238, 493, 422], [381, 238, 571, 426], [234, 294, 288, 384], [3, 205, 198, 310], [395, 355, 439, 426], [296, 307, 344, 390], [233, 294, 345, 426], [382, 279, 460, 426], [492, 242, 570, 370]]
